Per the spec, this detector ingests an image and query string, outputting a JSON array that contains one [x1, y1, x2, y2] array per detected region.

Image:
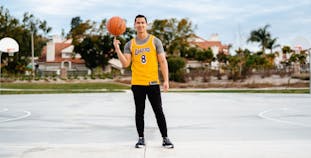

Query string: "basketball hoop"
[[0, 37, 19, 83]]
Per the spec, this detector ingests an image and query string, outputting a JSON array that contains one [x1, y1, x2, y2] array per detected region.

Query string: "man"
[[113, 14, 174, 149]]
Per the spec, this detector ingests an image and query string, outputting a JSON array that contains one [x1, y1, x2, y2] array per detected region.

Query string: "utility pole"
[[31, 31, 35, 76]]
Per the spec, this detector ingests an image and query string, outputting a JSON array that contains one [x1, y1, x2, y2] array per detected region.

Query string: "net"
[[7, 48, 15, 56], [8, 52, 14, 56]]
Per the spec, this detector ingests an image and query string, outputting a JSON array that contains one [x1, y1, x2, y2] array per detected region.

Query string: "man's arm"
[[157, 53, 169, 92], [113, 37, 131, 68]]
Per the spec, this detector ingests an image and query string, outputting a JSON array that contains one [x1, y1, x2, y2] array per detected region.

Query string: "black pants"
[[131, 85, 168, 138]]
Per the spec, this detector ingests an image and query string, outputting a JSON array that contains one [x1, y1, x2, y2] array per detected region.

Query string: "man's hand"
[[163, 81, 169, 92], [113, 37, 121, 51]]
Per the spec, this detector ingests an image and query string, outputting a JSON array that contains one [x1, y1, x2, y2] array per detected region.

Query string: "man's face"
[[134, 17, 147, 33]]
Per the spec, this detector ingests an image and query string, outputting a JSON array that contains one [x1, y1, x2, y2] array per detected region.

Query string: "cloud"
[[2, 0, 311, 47], [25, 0, 97, 16]]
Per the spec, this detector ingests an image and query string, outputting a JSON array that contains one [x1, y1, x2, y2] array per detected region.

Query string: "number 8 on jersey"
[[141, 55, 147, 64]]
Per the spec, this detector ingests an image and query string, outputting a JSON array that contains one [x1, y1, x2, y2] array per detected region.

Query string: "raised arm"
[[113, 37, 131, 68]]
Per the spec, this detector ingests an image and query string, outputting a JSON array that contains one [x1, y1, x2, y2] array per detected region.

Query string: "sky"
[[2, 0, 311, 52]]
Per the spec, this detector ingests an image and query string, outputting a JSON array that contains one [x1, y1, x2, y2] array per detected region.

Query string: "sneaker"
[[135, 137, 145, 148], [162, 137, 174, 148]]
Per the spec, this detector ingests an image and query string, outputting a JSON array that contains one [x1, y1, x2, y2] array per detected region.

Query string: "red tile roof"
[[190, 40, 229, 54]]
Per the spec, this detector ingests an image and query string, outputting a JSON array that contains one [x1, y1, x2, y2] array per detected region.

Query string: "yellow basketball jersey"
[[130, 35, 160, 85]]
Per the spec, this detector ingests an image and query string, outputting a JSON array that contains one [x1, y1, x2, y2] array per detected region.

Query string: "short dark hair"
[[135, 15, 147, 23]]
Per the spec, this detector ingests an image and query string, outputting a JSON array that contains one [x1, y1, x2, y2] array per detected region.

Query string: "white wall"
[[211, 46, 219, 57], [46, 41, 55, 62]]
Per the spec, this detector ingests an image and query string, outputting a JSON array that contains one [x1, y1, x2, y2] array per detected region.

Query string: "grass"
[[169, 89, 310, 94], [0, 90, 124, 94], [0, 82, 309, 94], [1, 82, 130, 89], [0, 82, 130, 94]]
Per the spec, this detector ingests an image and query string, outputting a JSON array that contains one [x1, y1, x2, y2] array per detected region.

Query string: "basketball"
[[106, 16, 126, 36]]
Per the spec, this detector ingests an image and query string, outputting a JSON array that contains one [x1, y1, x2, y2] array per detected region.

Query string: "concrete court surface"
[[0, 92, 311, 158]]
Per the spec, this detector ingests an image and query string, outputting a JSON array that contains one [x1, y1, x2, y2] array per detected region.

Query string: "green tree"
[[226, 55, 242, 81], [238, 49, 252, 77], [182, 47, 198, 59], [265, 53, 276, 68], [21, 12, 51, 57], [74, 35, 115, 71], [247, 24, 272, 53], [149, 18, 195, 56], [68, 16, 92, 45], [225, 48, 270, 80], [70, 16, 82, 31], [266, 38, 280, 54], [194, 48, 214, 66], [0, 6, 51, 74], [289, 53, 306, 65], [71, 17, 135, 72], [282, 45, 292, 54], [167, 56, 186, 82], [216, 53, 229, 64], [281, 45, 292, 66]]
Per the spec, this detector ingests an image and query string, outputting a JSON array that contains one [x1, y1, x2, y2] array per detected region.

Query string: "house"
[[38, 35, 126, 77], [189, 34, 230, 57], [37, 35, 90, 77], [276, 45, 310, 73], [104, 58, 126, 75], [187, 34, 229, 70]]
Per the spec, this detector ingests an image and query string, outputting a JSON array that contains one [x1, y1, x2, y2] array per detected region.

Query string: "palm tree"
[[267, 38, 280, 54], [247, 24, 271, 53]]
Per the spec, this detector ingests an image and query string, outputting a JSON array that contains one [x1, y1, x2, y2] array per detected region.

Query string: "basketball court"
[[0, 92, 311, 158]]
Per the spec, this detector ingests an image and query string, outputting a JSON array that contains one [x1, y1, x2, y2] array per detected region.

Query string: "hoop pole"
[[0, 51, 2, 93], [309, 49, 311, 94]]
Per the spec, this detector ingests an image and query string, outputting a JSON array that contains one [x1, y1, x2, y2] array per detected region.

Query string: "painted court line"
[[258, 108, 311, 127], [0, 110, 31, 123]]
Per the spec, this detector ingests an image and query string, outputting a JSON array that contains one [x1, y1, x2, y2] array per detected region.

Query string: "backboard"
[[0, 37, 19, 54]]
